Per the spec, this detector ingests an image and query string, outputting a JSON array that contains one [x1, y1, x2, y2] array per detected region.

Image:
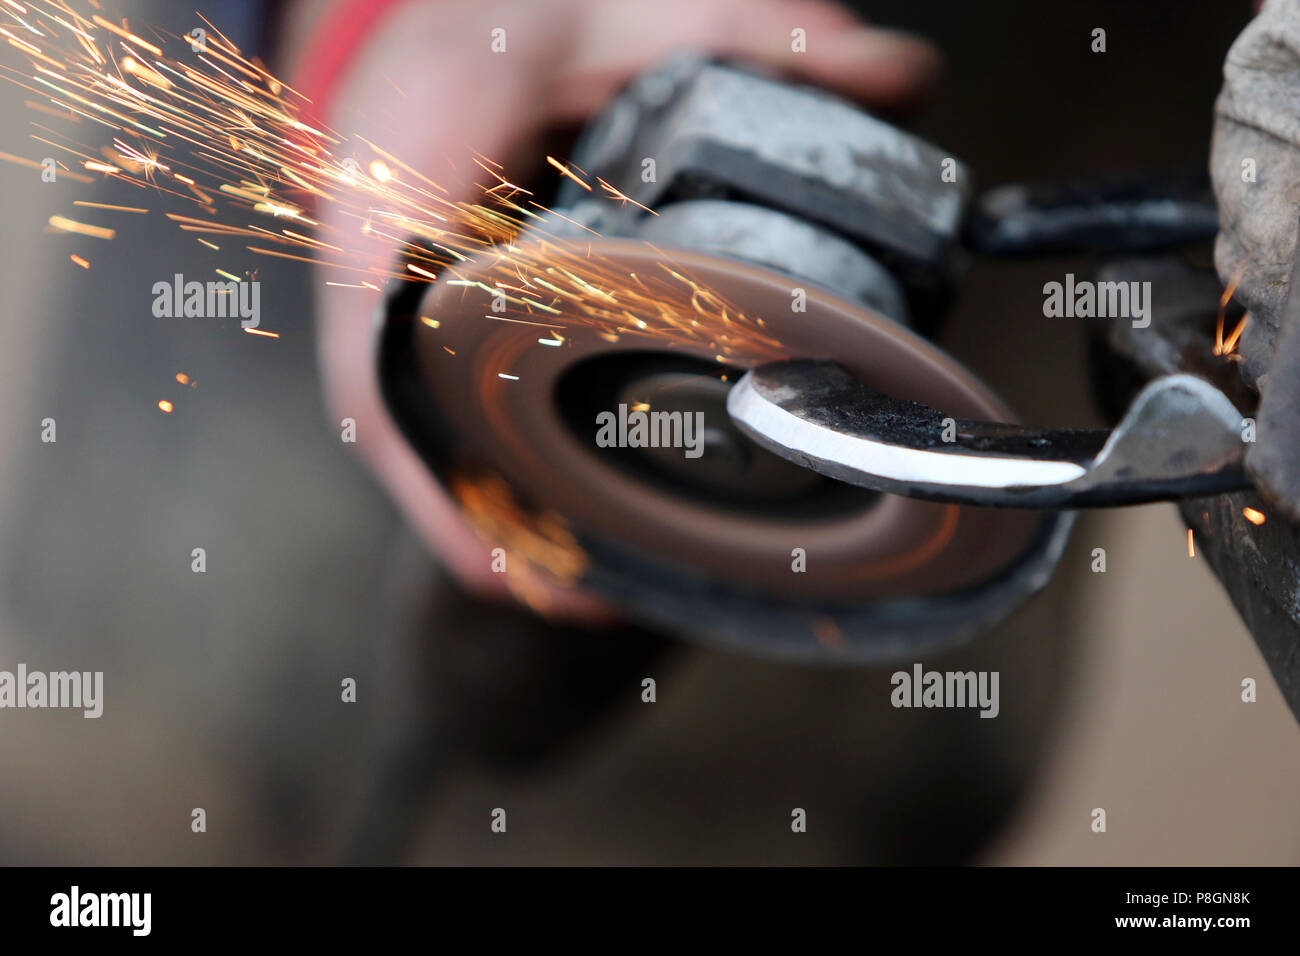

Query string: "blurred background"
[[0, 0, 1296, 865]]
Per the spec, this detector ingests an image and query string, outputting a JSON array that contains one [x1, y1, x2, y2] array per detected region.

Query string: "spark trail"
[[0, 0, 783, 362]]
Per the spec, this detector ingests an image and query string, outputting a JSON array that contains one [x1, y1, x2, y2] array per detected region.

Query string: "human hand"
[[288, 0, 942, 617]]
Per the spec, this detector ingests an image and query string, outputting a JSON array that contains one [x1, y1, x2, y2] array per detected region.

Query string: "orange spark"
[[73, 200, 147, 213], [1214, 264, 1248, 356], [546, 155, 591, 191], [47, 215, 113, 239], [597, 177, 656, 214], [1221, 312, 1249, 356], [89, 15, 162, 56]]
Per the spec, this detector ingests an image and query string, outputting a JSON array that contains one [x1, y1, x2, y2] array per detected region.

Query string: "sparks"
[[546, 155, 591, 191], [47, 214, 113, 239], [4, 2, 778, 360], [1214, 264, 1248, 357], [597, 176, 656, 214], [72, 200, 146, 213], [1243, 507, 1266, 526], [1220, 312, 1249, 357], [0, 0, 788, 594]]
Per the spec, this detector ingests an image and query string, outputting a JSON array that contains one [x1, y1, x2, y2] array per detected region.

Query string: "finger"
[[548, 0, 940, 121]]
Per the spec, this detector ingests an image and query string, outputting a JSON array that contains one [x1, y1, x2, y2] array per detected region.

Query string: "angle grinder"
[[377, 55, 1232, 663]]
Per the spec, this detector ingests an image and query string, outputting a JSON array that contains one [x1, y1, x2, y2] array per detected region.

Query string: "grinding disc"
[[379, 238, 1068, 660]]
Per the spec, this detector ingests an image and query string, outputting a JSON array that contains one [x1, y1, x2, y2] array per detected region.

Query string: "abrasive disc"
[[381, 238, 1066, 659]]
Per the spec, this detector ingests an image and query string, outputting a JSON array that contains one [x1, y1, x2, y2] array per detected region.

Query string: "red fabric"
[[292, 0, 408, 127]]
